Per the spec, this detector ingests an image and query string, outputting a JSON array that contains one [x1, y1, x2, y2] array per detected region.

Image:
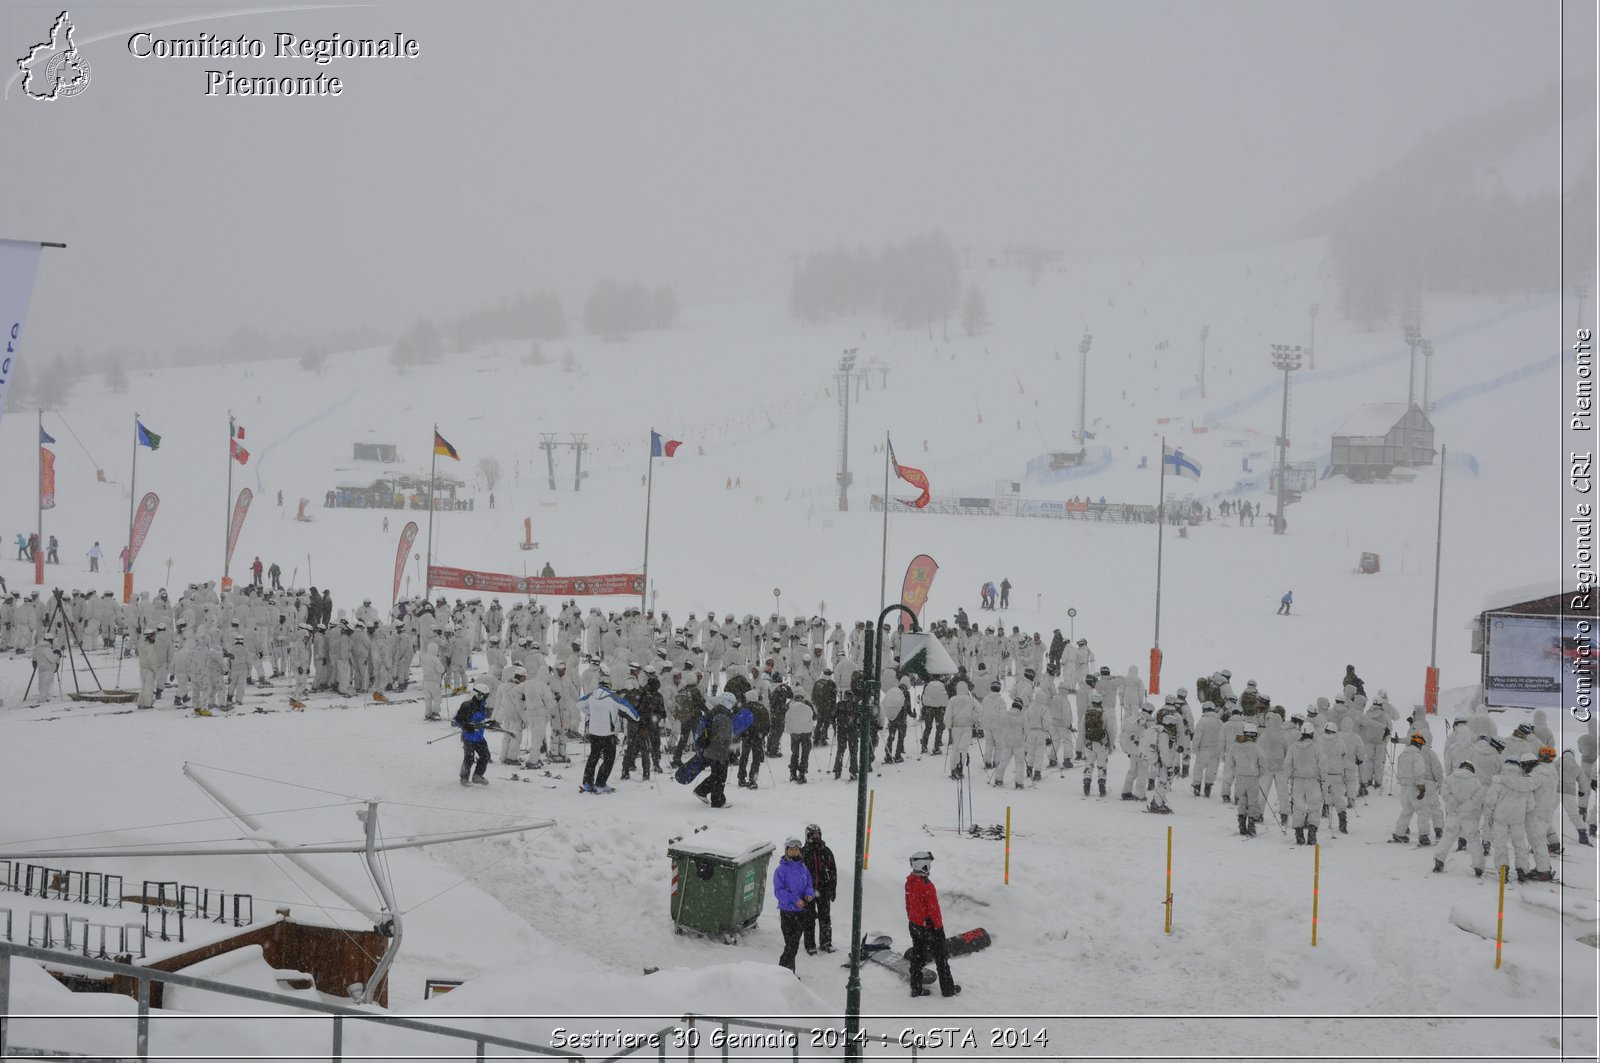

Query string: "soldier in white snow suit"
[[495, 666, 531, 765], [1287, 722, 1324, 845], [547, 660, 580, 761], [978, 681, 1006, 768], [1393, 732, 1440, 845], [945, 683, 978, 779], [1486, 755, 1541, 882], [992, 698, 1027, 789], [1022, 691, 1050, 782], [421, 641, 444, 721], [1433, 761, 1488, 876], [135, 630, 160, 709], [1120, 705, 1154, 800], [1317, 721, 1352, 834], [1191, 703, 1223, 798], [1231, 724, 1265, 835], [1080, 699, 1111, 797], [1147, 716, 1180, 813]]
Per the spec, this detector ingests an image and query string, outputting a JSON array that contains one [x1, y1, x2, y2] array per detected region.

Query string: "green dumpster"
[[668, 830, 775, 943]]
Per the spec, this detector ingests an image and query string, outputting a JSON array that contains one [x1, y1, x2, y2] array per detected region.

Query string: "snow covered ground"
[[0, 239, 1593, 1060]]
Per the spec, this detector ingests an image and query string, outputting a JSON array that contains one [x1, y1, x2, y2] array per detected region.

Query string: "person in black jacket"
[[693, 694, 734, 807], [800, 823, 838, 954]]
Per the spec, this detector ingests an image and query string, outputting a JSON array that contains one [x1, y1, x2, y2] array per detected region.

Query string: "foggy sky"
[[3, 0, 1584, 357]]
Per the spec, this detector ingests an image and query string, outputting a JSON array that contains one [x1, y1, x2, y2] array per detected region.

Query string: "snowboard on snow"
[[859, 934, 934, 983], [853, 928, 991, 981]]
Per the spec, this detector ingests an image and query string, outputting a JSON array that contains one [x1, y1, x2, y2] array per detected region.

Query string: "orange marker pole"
[[863, 789, 875, 870], [1004, 806, 1012, 885], [1312, 844, 1320, 946], [1164, 825, 1173, 934], [1495, 865, 1507, 969]]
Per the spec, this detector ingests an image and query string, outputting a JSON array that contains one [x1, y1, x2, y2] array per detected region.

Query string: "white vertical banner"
[[0, 239, 46, 429]]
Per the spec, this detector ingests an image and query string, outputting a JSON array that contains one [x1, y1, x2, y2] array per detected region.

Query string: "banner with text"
[[899, 553, 939, 630], [394, 521, 418, 605], [39, 447, 55, 510], [226, 488, 253, 572], [0, 240, 45, 431], [128, 492, 160, 568], [428, 565, 645, 597]]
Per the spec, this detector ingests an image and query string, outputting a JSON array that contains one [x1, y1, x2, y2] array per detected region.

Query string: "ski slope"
[[0, 237, 1591, 1061]]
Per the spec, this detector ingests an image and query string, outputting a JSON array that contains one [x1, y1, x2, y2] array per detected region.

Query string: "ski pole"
[[427, 729, 461, 744], [1259, 784, 1288, 834]]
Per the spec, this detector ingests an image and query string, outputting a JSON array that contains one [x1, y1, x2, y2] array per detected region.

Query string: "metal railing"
[[0, 940, 583, 1061]]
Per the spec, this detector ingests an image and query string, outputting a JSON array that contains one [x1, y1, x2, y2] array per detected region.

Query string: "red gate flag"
[[226, 488, 253, 571], [39, 446, 55, 510], [128, 492, 160, 567], [887, 437, 931, 509], [428, 564, 645, 597], [899, 553, 939, 629], [650, 430, 682, 458], [394, 521, 418, 605]]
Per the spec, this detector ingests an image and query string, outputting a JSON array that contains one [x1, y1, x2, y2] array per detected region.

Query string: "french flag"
[[650, 430, 682, 458]]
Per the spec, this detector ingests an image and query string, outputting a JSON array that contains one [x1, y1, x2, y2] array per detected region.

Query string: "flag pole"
[[224, 409, 233, 588], [424, 424, 438, 599], [126, 412, 139, 603], [36, 408, 44, 586], [641, 432, 655, 613], [1155, 436, 1166, 647], [879, 432, 891, 620]]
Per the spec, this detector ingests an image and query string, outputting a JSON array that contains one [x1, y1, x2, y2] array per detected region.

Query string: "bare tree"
[[477, 456, 502, 493]]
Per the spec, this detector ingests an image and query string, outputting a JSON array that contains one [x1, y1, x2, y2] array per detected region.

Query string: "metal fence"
[[0, 941, 923, 1062]]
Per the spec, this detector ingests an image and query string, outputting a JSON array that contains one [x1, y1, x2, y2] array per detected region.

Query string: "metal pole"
[[1154, 436, 1166, 649], [1275, 363, 1290, 535], [126, 412, 139, 602], [879, 433, 890, 619], [36, 409, 44, 587], [1308, 304, 1318, 372], [641, 439, 655, 613], [845, 602, 918, 1061], [225, 410, 233, 586], [1198, 325, 1208, 399], [1429, 444, 1447, 668], [424, 425, 438, 597], [358, 801, 400, 1005]]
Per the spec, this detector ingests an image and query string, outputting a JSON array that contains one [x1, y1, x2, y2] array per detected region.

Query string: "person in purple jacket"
[[773, 837, 817, 973]]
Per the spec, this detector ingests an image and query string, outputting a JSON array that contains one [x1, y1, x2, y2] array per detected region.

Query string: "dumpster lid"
[[669, 829, 776, 863]]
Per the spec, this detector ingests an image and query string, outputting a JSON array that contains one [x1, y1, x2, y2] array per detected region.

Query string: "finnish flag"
[[580, 685, 640, 721], [1163, 444, 1202, 480]]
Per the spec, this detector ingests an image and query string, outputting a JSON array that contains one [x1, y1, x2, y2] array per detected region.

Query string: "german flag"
[[433, 430, 460, 461]]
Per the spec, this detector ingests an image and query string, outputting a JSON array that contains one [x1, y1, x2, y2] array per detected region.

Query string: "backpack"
[[1084, 708, 1107, 745]]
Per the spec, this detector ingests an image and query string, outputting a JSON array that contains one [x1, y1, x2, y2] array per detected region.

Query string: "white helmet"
[[909, 851, 934, 875]]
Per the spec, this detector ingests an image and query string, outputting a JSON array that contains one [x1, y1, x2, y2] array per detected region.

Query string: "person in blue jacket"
[[1278, 590, 1293, 615], [453, 681, 494, 787], [773, 837, 817, 973]]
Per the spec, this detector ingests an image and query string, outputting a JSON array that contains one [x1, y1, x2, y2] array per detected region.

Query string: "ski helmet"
[[784, 837, 803, 852], [909, 851, 934, 874], [470, 680, 491, 697], [1410, 733, 1426, 746], [1300, 722, 1315, 736]]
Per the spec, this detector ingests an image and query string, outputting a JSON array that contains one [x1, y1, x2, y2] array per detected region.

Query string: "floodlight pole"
[[845, 602, 917, 1061], [1270, 344, 1303, 536], [1197, 324, 1209, 399], [1307, 303, 1319, 371], [1076, 331, 1092, 452], [1420, 339, 1435, 414], [1402, 321, 1421, 412]]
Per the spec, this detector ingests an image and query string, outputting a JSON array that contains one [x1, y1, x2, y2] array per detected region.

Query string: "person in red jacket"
[[904, 851, 960, 998]]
